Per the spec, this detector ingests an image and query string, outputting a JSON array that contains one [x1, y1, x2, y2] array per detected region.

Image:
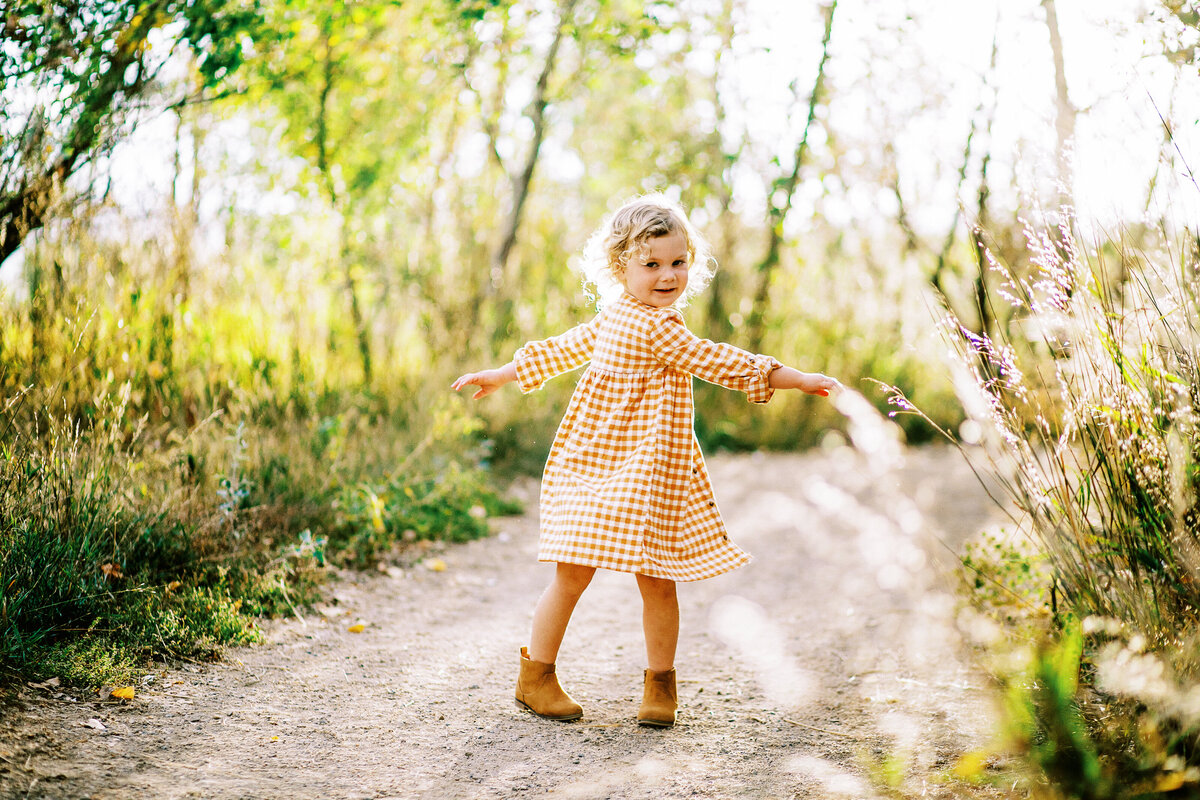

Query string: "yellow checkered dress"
[[513, 292, 781, 581]]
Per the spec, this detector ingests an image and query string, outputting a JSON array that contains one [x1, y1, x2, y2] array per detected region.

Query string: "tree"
[[0, 0, 264, 267], [1041, 0, 1076, 212], [744, 0, 836, 354], [489, 0, 580, 294], [244, 0, 502, 383]]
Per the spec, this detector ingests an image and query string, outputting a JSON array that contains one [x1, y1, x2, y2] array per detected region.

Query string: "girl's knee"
[[554, 563, 595, 595], [636, 573, 677, 599]]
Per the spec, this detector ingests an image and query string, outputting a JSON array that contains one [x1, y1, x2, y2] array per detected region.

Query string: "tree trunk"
[[1042, 0, 1076, 212], [744, 0, 836, 354], [931, 115, 977, 302], [0, 12, 158, 267], [705, 0, 742, 345], [971, 162, 993, 338], [931, 16, 1000, 335], [341, 215, 373, 385], [970, 28, 1001, 339], [886, 143, 920, 256], [315, 19, 372, 385], [486, 0, 580, 352], [489, 0, 580, 296]]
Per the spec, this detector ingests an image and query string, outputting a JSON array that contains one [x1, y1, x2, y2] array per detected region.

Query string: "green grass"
[[0, 343, 517, 687]]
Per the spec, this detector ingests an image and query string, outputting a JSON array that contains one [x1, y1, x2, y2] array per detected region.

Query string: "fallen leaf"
[[426, 558, 447, 572], [166, 580, 182, 593], [952, 750, 989, 779], [270, 736, 279, 742], [28, 677, 61, 690], [347, 623, 366, 633], [110, 686, 135, 700], [100, 562, 124, 580], [82, 718, 106, 731]]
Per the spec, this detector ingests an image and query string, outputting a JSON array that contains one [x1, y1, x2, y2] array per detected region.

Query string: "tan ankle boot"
[[515, 647, 583, 721], [637, 667, 677, 728]]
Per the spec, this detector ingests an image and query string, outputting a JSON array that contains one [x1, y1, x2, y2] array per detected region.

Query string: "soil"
[[0, 446, 1013, 799]]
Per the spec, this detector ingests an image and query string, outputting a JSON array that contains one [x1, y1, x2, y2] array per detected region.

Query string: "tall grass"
[[942, 220, 1200, 638], [891, 217, 1200, 795], [0, 245, 517, 686]]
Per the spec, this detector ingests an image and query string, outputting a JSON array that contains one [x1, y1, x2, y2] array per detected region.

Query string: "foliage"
[[960, 529, 1053, 628], [940, 221, 1200, 638], [0, 0, 266, 262]]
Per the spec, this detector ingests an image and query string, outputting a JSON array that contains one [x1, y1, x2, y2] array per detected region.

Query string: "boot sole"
[[637, 717, 675, 728], [515, 698, 583, 721]]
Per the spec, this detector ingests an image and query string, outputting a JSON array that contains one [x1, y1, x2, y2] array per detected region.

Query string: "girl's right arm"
[[509, 315, 601, 393], [452, 314, 602, 400]]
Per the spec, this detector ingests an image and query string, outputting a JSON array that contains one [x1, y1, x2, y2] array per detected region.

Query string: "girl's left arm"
[[767, 365, 840, 396], [650, 309, 837, 403]]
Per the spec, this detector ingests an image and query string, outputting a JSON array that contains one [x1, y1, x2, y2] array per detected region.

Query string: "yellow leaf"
[[270, 736, 279, 742], [427, 559, 447, 572], [110, 686, 135, 700], [347, 623, 366, 633], [952, 750, 988, 779]]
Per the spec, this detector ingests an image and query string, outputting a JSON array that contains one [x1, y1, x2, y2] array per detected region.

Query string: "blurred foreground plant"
[[890, 217, 1200, 636], [887, 216, 1200, 796]]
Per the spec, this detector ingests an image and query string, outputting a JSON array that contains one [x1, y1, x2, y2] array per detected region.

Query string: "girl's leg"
[[528, 562, 596, 664], [635, 573, 678, 672]]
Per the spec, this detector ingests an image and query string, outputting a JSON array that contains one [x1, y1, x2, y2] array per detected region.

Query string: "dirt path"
[[1, 447, 1010, 799]]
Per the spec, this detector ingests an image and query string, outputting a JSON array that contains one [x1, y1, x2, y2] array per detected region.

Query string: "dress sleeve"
[[512, 315, 601, 393], [649, 308, 781, 404]]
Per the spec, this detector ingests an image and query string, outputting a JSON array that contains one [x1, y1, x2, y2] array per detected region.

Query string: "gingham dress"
[[513, 292, 782, 581]]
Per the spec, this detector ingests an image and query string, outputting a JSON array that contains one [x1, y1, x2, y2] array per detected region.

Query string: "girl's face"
[[622, 232, 689, 308]]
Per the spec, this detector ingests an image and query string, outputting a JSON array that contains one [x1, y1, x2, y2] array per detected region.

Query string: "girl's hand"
[[451, 363, 517, 399], [796, 372, 842, 397], [768, 366, 842, 397]]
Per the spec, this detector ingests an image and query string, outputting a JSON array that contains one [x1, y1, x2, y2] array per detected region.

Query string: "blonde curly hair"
[[576, 193, 715, 309]]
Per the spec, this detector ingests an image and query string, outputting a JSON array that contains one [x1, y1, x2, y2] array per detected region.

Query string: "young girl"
[[452, 194, 839, 728]]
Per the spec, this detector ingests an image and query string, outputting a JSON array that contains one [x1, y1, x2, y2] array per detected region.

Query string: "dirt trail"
[[1, 447, 1009, 799]]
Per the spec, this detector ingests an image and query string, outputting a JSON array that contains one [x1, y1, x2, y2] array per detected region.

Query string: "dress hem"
[[535, 554, 753, 582]]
